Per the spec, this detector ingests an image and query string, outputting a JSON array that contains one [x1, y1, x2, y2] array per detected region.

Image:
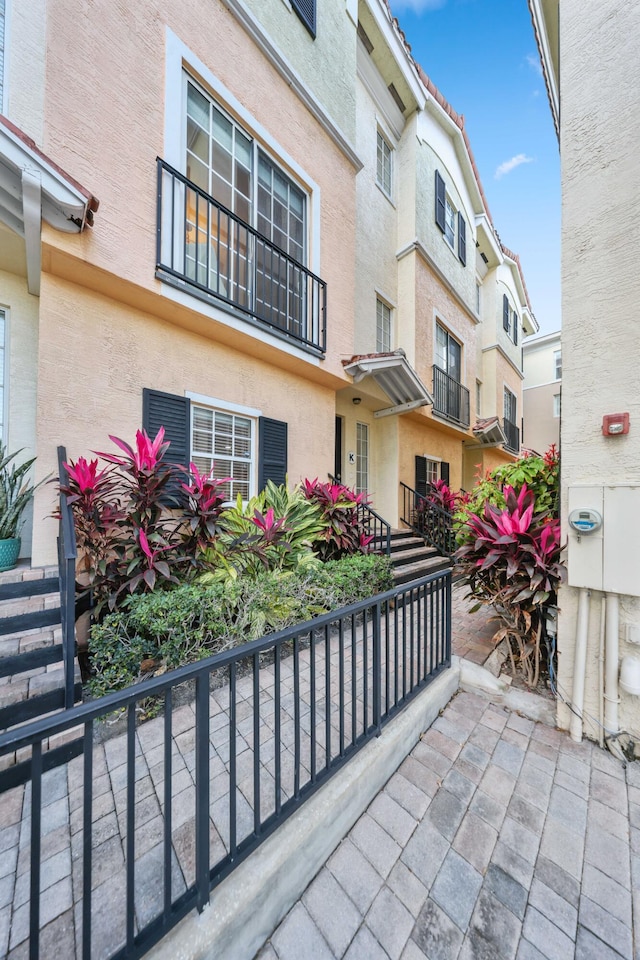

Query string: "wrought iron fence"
[[0, 571, 450, 959], [156, 159, 327, 355], [503, 418, 520, 453], [400, 482, 457, 557], [432, 365, 470, 428]]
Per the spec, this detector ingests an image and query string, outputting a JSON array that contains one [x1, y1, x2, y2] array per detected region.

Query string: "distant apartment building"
[[522, 330, 561, 454], [0, 0, 538, 566]]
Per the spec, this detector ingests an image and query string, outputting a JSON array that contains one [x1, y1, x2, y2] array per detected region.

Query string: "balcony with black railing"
[[156, 159, 327, 355], [432, 365, 470, 428], [503, 418, 520, 453]]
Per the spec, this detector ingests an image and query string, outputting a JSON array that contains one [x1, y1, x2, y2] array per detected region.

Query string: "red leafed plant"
[[300, 479, 372, 561], [456, 483, 565, 687]]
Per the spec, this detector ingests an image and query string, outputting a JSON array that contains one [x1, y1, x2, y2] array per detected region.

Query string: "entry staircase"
[[389, 528, 452, 585]]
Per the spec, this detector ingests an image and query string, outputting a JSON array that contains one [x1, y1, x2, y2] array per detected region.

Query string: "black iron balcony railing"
[[503, 418, 520, 453], [432, 365, 470, 428], [156, 159, 327, 355]]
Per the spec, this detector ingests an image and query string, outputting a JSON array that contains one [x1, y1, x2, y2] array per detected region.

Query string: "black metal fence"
[[0, 570, 451, 959], [432, 365, 470, 428], [400, 482, 457, 557], [503, 418, 520, 453], [156, 159, 327, 355]]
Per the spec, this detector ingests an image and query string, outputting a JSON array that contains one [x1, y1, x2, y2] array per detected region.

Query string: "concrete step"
[[390, 545, 439, 567]]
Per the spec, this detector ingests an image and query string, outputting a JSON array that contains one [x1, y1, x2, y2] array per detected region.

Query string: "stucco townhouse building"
[[0, 0, 536, 569]]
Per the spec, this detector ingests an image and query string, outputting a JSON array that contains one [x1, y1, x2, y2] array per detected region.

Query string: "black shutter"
[[142, 389, 190, 467], [435, 170, 446, 233], [258, 417, 288, 490], [503, 294, 510, 332], [415, 455, 427, 498], [440, 461, 450, 485], [457, 213, 466, 265], [291, 0, 316, 37], [513, 313, 519, 345]]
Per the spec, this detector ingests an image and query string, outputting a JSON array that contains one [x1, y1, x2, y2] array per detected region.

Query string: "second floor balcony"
[[432, 365, 470, 428], [503, 418, 520, 453], [156, 159, 327, 355]]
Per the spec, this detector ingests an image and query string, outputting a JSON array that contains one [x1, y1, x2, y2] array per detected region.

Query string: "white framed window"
[[356, 422, 369, 495], [476, 380, 482, 417], [444, 196, 456, 248], [504, 386, 517, 424], [191, 404, 254, 501], [376, 130, 392, 197], [554, 349, 562, 379], [425, 458, 439, 486], [376, 298, 392, 353], [435, 322, 462, 382], [553, 393, 561, 418]]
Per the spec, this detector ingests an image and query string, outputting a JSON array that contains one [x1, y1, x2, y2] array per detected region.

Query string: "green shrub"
[[88, 553, 393, 697]]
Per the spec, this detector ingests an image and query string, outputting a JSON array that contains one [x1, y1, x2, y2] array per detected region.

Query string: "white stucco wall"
[[522, 332, 561, 389], [557, 0, 640, 741]]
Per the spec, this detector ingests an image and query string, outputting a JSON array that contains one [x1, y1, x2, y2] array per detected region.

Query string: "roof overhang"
[[343, 352, 433, 419], [0, 115, 99, 295], [470, 417, 507, 447]]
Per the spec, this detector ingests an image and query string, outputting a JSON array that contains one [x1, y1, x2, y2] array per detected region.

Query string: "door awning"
[[471, 416, 507, 445], [343, 351, 433, 419], [0, 114, 99, 295]]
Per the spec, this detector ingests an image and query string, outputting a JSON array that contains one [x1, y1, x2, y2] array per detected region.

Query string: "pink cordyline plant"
[[96, 428, 170, 472]]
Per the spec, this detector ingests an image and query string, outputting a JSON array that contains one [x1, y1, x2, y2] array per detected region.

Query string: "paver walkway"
[[259, 691, 639, 960]]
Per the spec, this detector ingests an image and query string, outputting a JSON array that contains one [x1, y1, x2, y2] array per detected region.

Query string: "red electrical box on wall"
[[602, 413, 630, 436]]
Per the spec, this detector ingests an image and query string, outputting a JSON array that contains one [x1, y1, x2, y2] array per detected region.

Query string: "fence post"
[[373, 600, 382, 736], [57, 447, 78, 710], [195, 672, 210, 912]]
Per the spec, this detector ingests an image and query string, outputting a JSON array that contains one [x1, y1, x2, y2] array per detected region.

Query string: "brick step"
[[0, 664, 81, 727], [389, 545, 439, 567], [393, 554, 451, 586]]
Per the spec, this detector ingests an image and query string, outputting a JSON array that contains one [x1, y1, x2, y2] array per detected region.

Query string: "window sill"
[[375, 181, 396, 207]]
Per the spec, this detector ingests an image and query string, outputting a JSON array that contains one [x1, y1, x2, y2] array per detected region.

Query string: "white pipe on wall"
[[598, 595, 606, 749], [604, 592, 621, 743], [570, 588, 590, 743]]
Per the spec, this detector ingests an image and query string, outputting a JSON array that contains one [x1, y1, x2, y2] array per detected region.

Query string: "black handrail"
[[56, 446, 77, 710], [503, 418, 520, 453], [400, 481, 457, 557], [432, 365, 470, 428], [156, 158, 327, 355], [357, 500, 391, 556]]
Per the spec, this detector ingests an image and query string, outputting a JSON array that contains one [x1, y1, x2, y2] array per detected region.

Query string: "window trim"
[[190, 403, 256, 503], [163, 33, 321, 276], [503, 385, 517, 424], [186, 391, 262, 502], [553, 393, 561, 418], [376, 128, 393, 199], [435, 320, 463, 383], [375, 296, 392, 353], [554, 349, 562, 380]]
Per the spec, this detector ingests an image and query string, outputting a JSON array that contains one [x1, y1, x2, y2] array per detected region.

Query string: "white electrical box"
[[567, 486, 604, 590], [567, 485, 640, 598]]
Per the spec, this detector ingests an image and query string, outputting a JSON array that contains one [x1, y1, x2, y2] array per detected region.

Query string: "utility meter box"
[[567, 485, 640, 597], [567, 486, 604, 590]]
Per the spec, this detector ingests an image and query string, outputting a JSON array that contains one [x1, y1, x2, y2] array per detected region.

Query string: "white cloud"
[[494, 154, 535, 180], [390, 0, 447, 13], [526, 53, 543, 77]]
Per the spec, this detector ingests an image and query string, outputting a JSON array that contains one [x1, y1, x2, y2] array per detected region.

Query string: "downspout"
[[604, 592, 625, 761], [569, 588, 590, 743], [598, 595, 606, 749]]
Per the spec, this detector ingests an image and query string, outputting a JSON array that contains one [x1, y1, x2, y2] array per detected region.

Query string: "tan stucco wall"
[[522, 382, 559, 454], [557, 0, 640, 739], [38, 0, 356, 382], [32, 277, 336, 565], [0, 269, 39, 556], [4, 0, 46, 139]]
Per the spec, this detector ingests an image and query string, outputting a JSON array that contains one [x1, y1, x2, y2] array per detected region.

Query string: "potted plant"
[[0, 443, 42, 571]]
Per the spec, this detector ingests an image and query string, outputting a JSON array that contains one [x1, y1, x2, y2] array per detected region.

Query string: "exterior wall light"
[[602, 413, 629, 436], [352, 397, 362, 405]]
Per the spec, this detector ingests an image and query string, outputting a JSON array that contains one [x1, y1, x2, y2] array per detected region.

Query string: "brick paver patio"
[[259, 691, 639, 960]]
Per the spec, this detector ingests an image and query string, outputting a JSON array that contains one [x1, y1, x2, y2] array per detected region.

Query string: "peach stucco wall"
[[39, 0, 356, 380], [32, 276, 336, 565]]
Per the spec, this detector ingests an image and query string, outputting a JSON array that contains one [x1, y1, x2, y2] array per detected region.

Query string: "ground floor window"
[[356, 422, 369, 495], [191, 404, 253, 501]]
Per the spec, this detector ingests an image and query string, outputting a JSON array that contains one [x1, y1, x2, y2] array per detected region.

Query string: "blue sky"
[[389, 0, 560, 335]]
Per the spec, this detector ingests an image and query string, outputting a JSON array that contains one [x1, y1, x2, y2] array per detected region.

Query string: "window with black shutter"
[[291, 0, 316, 37], [503, 294, 510, 333], [513, 312, 519, 345], [457, 213, 466, 265], [258, 417, 288, 490], [142, 389, 190, 467], [435, 170, 446, 233], [440, 461, 450, 486]]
